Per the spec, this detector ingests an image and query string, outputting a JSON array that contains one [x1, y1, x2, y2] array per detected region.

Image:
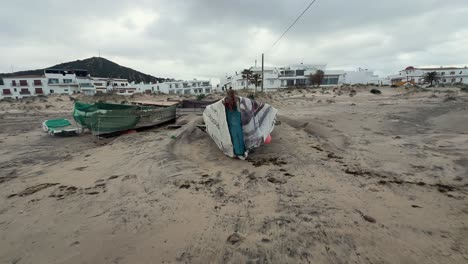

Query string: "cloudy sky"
[[1, 0, 468, 82]]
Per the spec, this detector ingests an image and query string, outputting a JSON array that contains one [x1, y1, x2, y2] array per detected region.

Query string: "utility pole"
[[261, 53, 264, 93]]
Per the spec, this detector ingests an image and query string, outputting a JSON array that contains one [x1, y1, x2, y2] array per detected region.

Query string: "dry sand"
[[0, 87, 467, 263]]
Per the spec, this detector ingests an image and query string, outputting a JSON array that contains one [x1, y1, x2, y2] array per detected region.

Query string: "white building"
[[133, 80, 213, 95], [1, 67, 214, 99], [0, 69, 91, 99], [219, 64, 380, 91], [388, 66, 468, 85]]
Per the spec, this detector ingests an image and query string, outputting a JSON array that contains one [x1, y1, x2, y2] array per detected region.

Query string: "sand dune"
[[0, 87, 467, 263]]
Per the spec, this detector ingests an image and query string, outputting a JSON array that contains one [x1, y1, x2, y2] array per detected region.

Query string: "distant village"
[[1, 63, 467, 100]]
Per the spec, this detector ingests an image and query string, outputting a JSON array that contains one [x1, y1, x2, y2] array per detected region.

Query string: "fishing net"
[[73, 101, 141, 134]]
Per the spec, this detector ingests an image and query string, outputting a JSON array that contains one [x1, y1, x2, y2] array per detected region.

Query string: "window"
[[34, 80, 42, 85], [20, 88, 30, 94], [169, 84, 172, 88], [121, 83, 125, 86], [460, 78, 463, 82], [175, 84, 179, 88], [296, 70, 305, 76], [441, 72, 445, 75], [48, 78, 59, 84], [12, 80, 17, 86], [451, 78, 455, 83], [296, 79, 306, 86], [460, 71, 463, 74], [2, 89, 11, 95], [63, 79, 73, 84], [113, 83, 117, 86], [205, 88, 210, 93], [241, 81, 245, 86], [14, 88, 17, 92], [450, 71, 455, 75], [442, 79, 446, 82], [50, 90, 54, 94], [19, 80, 28, 86], [35, 88, 43, 94], [64, 89, 69, 92]]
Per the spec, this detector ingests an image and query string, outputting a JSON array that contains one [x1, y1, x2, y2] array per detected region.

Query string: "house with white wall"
[[388, 66, 468, 85], [0, 69, 91, 99], [219, 64, 380, 91], [133, 80, 213, 95]]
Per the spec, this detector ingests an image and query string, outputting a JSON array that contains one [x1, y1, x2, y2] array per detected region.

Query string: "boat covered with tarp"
[[203, 93, 277, 159], [42, 118, 80, 136], [73, 101, 176, 136]]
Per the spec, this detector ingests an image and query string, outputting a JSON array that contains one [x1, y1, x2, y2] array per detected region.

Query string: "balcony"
[[19, 90, 31, 95], [34, 81, 42, 86], [279, 71, 295, 77]]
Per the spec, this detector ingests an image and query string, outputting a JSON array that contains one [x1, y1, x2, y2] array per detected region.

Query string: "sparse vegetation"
[[309, 70, 325, 87], [423, 71, 440, 86], [241, 69, 253, 89], [0, 57, 169, 84], [251, 73, 262, 92], [196, 94, 206, 100], [370, 89, 382, 95], [444, 95, 457, 102]]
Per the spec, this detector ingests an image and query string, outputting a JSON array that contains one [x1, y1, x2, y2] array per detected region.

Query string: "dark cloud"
[[1, 0, 468, 81]]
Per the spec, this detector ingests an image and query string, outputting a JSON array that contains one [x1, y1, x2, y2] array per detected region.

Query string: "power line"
[[268, 0, 319, 52]]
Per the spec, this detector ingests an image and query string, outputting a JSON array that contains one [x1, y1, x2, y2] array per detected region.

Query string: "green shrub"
[[370, 89, 382, 95], [196, 94, 206, 100]]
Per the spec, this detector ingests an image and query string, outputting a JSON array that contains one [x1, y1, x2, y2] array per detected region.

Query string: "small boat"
[[42, 118, 80, 136], [73, 101, 176, 136]]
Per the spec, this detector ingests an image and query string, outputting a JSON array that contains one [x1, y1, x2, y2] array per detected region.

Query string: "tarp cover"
[[73, 101, 140, 134], [203, 96, 277, 159], [44, 118, 72, 130]]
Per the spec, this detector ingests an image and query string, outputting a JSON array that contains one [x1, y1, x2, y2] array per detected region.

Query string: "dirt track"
[[0, 88, 467, 263]]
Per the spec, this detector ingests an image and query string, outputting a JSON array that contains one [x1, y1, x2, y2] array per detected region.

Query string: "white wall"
[[390, 67, 468, 85], [342, 70, 377, 84], [1, 76, 48, 99], [133, 80, 213, 95]]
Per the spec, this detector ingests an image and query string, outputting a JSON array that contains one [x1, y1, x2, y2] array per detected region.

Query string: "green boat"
[[73, 101, 176, 136]]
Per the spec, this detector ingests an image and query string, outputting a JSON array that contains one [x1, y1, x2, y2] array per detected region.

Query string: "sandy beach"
[[1, 86, 467, 263]]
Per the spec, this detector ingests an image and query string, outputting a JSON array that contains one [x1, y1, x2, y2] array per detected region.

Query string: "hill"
[[0, 57, 171, 85]]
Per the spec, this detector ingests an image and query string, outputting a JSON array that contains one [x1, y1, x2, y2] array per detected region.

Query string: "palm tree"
[[423, 71, 440, 86], [241, 69, 253, 89], [252, 73, 262, 92]]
